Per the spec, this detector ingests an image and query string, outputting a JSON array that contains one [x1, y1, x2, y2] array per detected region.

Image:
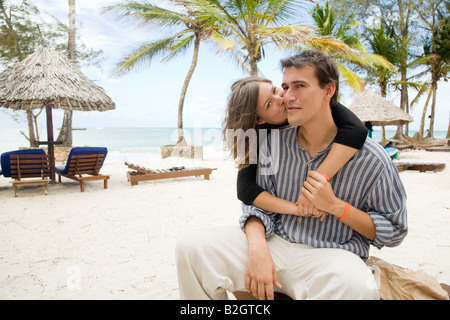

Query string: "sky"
[[1, 0, 449, 132]]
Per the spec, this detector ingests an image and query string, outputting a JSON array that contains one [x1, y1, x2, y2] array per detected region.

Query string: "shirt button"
[[298, 217, 302, 222]]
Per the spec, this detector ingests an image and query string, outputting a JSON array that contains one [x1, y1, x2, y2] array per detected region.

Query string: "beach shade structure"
[[0, 46, 115, 181], [348, 89, 414, 143]]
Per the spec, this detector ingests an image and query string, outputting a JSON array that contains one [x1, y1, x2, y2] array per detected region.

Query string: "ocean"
[[0, 127, 447, 163], [0, 127, 228, 163]]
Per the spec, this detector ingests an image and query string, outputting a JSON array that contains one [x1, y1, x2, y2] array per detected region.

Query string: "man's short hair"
[[281, 50, 339, 107]]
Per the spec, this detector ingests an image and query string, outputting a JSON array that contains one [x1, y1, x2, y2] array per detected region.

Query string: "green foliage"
[[0, 0, 103, 69]]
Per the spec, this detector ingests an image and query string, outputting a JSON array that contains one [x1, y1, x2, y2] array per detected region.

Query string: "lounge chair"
[[425, 141, 450, 152], [1, 149, 50, 197], [395, 162, 445, 173], [125, 162, 217, 186], [55, 147, 110, 192]]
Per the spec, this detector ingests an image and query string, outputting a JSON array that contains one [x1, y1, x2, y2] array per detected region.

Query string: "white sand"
[[0, 149, 449, 299]]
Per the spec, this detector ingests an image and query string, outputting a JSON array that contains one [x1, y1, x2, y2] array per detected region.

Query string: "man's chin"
[[287, 117, 303, 127]]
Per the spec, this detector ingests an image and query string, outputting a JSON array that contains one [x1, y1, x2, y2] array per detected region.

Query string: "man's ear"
[[325, 83, 336, 101]]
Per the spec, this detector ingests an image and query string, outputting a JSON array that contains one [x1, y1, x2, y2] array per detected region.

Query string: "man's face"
[[281, 65, 330, 127]]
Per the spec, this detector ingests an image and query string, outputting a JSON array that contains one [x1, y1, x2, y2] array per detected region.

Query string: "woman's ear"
[[257, 119, 266, 125]]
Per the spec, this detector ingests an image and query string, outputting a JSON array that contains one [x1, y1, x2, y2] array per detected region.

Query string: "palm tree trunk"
[[392, 67, 409, 140], [27, 110, 38, 147], [425, 80, 437, 139], [446, 111, 450, 139], [57, 0, 76, 147], [418, 88, 433, 141], [248, 38, 258, 76], [176, 35, 200, 145]]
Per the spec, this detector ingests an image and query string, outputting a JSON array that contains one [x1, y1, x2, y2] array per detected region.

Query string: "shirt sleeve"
[[239, 159, 278, 238], [364, 161, 408, 249], [332, 103, 368, 150], [239, 203, 277, 238], [237, 164, 266, 205]]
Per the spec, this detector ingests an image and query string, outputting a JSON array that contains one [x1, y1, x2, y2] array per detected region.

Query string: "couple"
[[176, 50, 408, 300]]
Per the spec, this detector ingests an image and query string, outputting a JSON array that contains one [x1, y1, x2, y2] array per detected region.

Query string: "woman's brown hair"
[[222, 76, 272, 169]]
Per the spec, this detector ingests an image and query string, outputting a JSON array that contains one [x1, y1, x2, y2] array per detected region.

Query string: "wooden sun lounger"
[[395, 162, 446, 173], [10, 154, 50, 197], [395, 144, 415, 151], [56, 152, 110, 192], [125, 162, 217, 186], [425, 146, 450, 152]]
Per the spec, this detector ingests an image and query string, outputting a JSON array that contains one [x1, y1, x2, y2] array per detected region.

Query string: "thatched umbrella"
[[348, 89, 413, 143], [0, 46, 115, 181]]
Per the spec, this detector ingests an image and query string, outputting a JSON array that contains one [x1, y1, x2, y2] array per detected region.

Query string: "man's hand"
[[244, 217, 282, 300], [296, 191, 328, 221], [246, 242, 281, 300], [301, 171, 337, 213]]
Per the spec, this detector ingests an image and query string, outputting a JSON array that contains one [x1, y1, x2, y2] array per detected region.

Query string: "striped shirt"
[[239, 126, 408, 260]]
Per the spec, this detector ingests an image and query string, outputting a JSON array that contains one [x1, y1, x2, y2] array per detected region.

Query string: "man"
[[176, 50, 407, 300]]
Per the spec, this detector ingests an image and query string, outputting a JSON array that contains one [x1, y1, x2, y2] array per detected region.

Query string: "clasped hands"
[[293, 171, 335, 221]]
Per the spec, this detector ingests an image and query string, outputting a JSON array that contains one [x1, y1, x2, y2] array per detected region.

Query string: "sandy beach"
[[0, 149, 449, 299]]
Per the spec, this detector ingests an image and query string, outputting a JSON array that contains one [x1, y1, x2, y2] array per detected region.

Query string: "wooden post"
[[46, 103, 56, 181]]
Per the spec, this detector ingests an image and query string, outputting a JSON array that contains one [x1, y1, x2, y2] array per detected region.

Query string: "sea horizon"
[[1, 127, 448, 163]]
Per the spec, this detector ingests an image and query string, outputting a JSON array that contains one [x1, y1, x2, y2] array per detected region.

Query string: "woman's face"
[[256, 82, 288, 125]]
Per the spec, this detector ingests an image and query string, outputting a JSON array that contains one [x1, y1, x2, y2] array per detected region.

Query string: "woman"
[[223, 76, 367, 218]]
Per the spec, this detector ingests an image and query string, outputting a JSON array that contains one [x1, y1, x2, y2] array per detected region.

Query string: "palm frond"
[[260, 24, 316, 45], [410, 82, 431, 109], [163, 33, 196, 62], [116, 36, 176, 74], [209, 30, 239, 51], [104, 1, 191, 29], [186, 0, 247, 42], [336, 62, 364, 93], [340, 52, 395, 71]]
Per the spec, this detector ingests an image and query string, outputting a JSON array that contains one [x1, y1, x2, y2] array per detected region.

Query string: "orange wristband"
[[320, 173, 331, 181], [339, 201, 350, 221]]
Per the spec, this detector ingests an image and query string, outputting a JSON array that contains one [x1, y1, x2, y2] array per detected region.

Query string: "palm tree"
[[415, 0, 450, 139], [190, 0, 358, 77], [363, 23, 405, 97], [57, 0, 76, 147], [105, 0, 213, 145], [309, 1, 394, 93]]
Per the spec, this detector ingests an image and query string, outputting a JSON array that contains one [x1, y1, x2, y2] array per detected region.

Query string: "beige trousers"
[[176, 225, 379, 300]]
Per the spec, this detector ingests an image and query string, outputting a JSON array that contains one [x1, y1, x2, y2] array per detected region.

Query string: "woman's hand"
[[296, 191, 328, 221]]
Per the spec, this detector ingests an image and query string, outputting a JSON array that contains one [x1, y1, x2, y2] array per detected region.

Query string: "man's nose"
[[283, 88, 295, 102]]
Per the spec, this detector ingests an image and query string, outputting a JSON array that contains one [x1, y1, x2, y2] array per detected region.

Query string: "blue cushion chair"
[[55, 147, 110, 192], [0, 149, 50, 196]]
